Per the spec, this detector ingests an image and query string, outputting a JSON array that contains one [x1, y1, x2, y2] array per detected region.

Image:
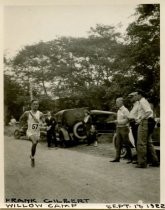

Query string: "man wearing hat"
[[135, 90, 159, 168]]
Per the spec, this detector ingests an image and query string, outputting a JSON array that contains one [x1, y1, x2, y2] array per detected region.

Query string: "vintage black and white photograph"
[[2, 0, 163, 207]]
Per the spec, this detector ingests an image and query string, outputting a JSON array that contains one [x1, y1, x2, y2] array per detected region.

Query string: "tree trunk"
[[41, 68, 49, 97]]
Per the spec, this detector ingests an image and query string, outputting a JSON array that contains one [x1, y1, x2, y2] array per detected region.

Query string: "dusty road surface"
[[4, 136, 160, 203]]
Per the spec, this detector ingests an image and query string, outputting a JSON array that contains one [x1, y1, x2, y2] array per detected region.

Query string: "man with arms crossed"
[[135, 90, 159, 168], [20, 99, 44, 167]]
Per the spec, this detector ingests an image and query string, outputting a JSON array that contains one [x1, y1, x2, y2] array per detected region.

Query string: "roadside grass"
[[4, 125, 17, 137]]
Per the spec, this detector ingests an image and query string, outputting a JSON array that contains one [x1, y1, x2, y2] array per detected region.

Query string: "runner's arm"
[[19, 111, 28, 127], [40, 112, 45, 123]]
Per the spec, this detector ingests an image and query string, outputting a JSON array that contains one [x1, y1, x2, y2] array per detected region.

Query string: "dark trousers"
[[137, 119, 158, 166], [115, 127, 132, 160], [130, 121, 138, 148], [87, 131, 97, 145], [47, 130, 57, 147]]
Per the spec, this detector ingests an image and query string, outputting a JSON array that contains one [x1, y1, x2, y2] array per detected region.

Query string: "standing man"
[[128, 92, 139, 148], [83, 110, 98, 146], [128, 92, 140, 164], [83, 110, 93, 146], [135, 90, 159, 168], [45, 111, 57, 148], [110, 97, 132, 163], [19, 99, 44, 167]]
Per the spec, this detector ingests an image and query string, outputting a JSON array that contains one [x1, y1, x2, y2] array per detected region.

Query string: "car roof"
[[54, 108, 116, 116], [54, 107, 88, 116], [90, 110, 116, 115]]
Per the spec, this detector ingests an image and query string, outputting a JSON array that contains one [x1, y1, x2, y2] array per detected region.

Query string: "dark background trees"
[[4, 75, 28, 123], [126, 4, 160, 106], [4, 4, 160, 122]]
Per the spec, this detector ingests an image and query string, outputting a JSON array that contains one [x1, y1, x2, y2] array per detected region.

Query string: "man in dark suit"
[[45, 111, 57, 148], [83, 110, 97, 146]]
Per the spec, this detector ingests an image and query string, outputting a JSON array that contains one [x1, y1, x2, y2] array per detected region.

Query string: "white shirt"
[[27, 111, 42, 137], [138, 97, 153, 120], [117, 106, 129, 127], [129, 101, 139, 120]]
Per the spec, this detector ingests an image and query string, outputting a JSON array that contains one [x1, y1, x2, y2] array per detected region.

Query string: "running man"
[[19, 99, 44, 167]]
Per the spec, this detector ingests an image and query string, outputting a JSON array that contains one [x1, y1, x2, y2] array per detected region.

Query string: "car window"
[[107, 114, 116, 121], [55, 114, 62, 123], [93, 114, 115, 123]]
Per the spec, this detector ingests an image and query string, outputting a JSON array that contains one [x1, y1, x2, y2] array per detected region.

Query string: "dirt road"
[[4, 136, 160, 203]]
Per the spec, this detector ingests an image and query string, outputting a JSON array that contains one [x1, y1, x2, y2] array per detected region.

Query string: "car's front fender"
[[59, 127, 70, 141]]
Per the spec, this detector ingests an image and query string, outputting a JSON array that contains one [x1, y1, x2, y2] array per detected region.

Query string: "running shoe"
[[30, 155, 35, 167]]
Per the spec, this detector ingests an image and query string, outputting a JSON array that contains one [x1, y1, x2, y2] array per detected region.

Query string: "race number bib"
[[32, 124, 38, 130]]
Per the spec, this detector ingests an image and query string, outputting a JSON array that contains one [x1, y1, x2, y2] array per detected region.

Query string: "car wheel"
[[73, 122, 86, 140], [59, 132, 67, 148], [120, 147, 128, 158], [14, 130, 21, 139]]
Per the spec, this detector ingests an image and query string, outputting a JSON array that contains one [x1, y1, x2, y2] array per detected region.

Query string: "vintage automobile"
[[152, 118, 160, 146], [151, 117, 160, 160], [14, 123, 27, 139], [54, 108, 88, 147], [54, 108, 117, 147]]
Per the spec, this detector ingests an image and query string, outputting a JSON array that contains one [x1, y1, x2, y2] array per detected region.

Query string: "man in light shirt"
[[135, 90, 159, 168], [20, 99, 44, 167], [110, 97, 132, 163]]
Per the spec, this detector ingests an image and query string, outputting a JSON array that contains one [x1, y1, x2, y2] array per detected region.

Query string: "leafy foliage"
[[126, 4, 160, 106], [4, 74, 29, 123], [4, 5, 160, 120]]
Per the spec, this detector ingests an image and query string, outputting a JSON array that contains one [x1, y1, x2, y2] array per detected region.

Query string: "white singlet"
[[26, 111, 42, 138]]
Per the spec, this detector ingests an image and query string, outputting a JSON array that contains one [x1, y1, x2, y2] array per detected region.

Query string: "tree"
[[7, 8, 160, 113], [9, 25, 127, 110], [4, 74, 29, 123], [126, 4, 160, 106]]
